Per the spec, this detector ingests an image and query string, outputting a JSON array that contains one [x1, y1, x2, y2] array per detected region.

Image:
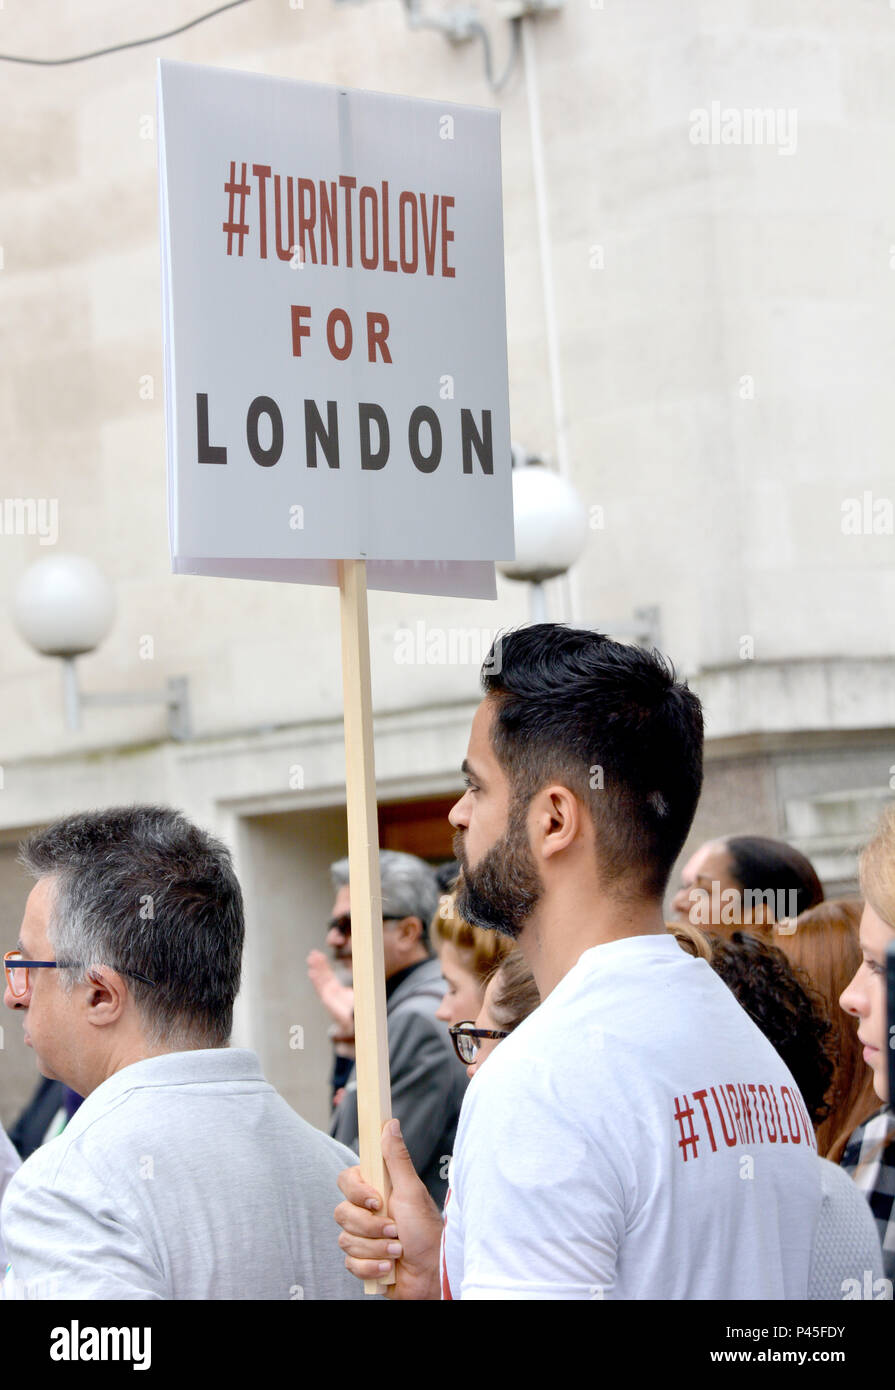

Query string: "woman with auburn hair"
[[838, 806, 895, 1281], [705, 930, 837, 1131], [432, 891, 512, 1030], [774, 900, 881, 1162]]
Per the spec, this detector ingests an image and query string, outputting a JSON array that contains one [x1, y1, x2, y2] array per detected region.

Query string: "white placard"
[[157, 60, 514, 598]]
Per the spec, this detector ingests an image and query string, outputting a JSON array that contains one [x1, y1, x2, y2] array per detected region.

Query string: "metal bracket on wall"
[[61, 659, 192, 741]]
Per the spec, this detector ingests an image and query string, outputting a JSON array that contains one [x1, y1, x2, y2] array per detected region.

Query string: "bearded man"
[[333, 623, 884, 1301]]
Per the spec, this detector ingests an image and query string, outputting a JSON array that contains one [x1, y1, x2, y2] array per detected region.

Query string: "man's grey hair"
[[330, 849, 439, 950], [18, 806, 244, 1050]]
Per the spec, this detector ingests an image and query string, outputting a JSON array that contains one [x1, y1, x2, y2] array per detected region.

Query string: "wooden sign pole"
[[338, 558, 395, 1294]]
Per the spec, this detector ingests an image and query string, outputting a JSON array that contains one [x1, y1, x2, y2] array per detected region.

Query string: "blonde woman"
[[432, 892, 512, 1031], [839, 804, 895, 1281]]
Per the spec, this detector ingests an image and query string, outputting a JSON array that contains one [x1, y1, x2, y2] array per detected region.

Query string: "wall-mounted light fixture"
[[11, 555, 191, 740]]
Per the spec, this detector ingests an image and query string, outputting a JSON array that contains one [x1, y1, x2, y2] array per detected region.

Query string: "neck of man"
[[518, 878, 668, 1000], [386, 945, 429, 980], [74, 1031, 211, 1098]]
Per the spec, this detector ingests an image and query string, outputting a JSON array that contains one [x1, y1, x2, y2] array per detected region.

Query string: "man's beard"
[[453, 799, 542, 939]]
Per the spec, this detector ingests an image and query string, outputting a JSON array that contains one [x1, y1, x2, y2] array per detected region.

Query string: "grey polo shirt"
[[0, 1049, 366, 1300], [0, 1123, 21, 1271]]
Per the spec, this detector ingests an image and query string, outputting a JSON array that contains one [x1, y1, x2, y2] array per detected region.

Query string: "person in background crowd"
[[434, 860, 461, 895], [774, 900, 882, 1162], [706, 930, 836, 1130], [839, 805, 895, 1282], [434, 891, 512, 1030], [666, 918, 713, 961], [672, 833, 824, 930], [1, 806, 367, 1300], [326, 849, 468, 1208], [8, 1077, 82, 1161], [308, 902, 357, 1107], [449, 949, 541, 1080]]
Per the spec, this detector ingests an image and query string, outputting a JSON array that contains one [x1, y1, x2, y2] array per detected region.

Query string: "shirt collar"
[[564, 931, 692, 989], [64, 1048, 264, 1135]]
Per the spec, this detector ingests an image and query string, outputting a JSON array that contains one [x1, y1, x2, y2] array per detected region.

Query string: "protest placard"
[[158, 58, 513, 596]]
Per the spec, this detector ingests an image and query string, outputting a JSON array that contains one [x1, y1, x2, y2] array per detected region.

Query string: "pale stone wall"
[[2, 2, 894, 762]]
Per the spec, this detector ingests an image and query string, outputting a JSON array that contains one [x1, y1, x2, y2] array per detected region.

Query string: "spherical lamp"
[[12, 555, 116, 658], [497, 461, 588, 614]]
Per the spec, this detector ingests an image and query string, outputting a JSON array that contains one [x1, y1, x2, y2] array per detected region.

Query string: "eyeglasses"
[[326, 915, 403, 938], [449, 1020, 510, 1065], [4, 951, 157, 999]]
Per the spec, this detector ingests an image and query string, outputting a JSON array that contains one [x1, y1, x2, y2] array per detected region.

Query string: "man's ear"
[[83, 968, 130, 1027], [395, 915, 424, 949], [533, 784, 583, 862]]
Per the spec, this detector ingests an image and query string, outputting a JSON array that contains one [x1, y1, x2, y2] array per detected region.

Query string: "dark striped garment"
[[842, 1106, 895, 1284]]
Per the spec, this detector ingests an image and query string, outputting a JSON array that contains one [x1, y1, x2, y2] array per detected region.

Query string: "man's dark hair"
[[724, 836, 824, 918], [18, 806, 244, 1049], [708, 930, 835, 1124], [481, 624, 704, 900]]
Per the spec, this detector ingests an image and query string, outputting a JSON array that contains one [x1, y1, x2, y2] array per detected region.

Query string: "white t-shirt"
[[441, 933, 824, 1299]]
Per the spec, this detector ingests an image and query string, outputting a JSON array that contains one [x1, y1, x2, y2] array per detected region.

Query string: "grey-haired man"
[[1, 806, 367, 1301]]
